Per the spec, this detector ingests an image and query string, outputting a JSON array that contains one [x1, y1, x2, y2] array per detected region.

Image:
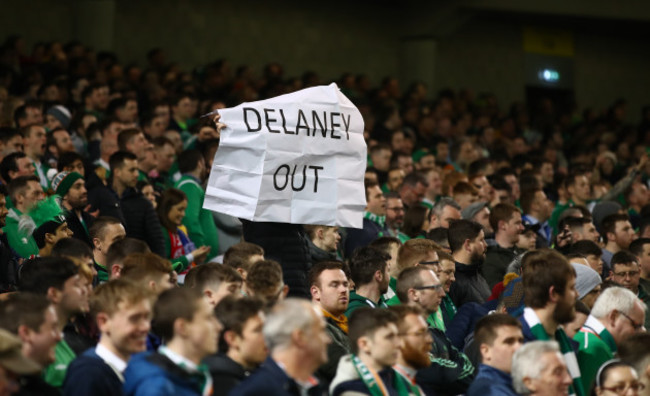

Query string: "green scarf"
[[523, 307, 585, 396], [364, 211, 386, 228], [350, 355, 410, 396]]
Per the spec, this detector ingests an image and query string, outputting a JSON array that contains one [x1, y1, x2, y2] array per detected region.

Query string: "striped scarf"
[[523, 307, 585, 396], [364, 211, 386, 228]]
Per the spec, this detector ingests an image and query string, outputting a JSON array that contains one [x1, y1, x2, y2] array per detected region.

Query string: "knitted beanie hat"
[[51, 171, 83, 197], [571, 262, 602, 299], [46, 105, 71, 129]]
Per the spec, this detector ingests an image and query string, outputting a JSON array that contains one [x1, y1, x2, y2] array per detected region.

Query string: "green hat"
[[51, 171, 83, 197]]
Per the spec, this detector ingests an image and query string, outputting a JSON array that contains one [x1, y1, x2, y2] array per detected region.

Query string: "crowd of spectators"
[[0, 33, 649, 396]]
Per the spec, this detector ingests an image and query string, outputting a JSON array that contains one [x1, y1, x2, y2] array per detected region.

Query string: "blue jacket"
[[123, 352, 203, 396], [63, 348, 123, 396], [228, 357, 324, 396], [466, 364, 518, 396]]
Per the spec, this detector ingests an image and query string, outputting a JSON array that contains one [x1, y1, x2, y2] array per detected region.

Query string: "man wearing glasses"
[[395, 266, 475, 395], [610, 251, 650, 329], [574, 286, 646, 393]]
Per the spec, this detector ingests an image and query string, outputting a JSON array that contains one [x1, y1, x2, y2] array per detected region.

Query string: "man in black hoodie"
[[448, 219, 491, 308], [206, 296, 267, 396]]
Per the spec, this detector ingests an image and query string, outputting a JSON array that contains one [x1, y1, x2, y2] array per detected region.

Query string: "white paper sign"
[[203, 83, 367, 228]]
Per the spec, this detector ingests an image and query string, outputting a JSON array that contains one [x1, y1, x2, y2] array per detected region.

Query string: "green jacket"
[[345, 291, 387, 318], [3, 208, 39, 258], [44, 339, 76, 388], [574, 315, 616, 392], [174, 175, 218, 261]]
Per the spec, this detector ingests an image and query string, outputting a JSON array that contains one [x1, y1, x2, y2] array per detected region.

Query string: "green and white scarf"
[[523, 307, 585, 396], [364, 211, 386, 228], [350, 354, 411, 396]]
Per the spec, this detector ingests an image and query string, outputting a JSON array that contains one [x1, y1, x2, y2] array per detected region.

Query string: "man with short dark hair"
[[601, 213, 636, 272], [124, 288, 222, 395], [303, 225, 340, 264], [309, 261, 352, 385], [549, 171, 592, 234], [483, 203, 525, 288], [0, 293, 61, 395], [21, 124, 49, 189], [345, 247, 390, 317], [63, 279, 152, 396], [571, 240, 604, 275], [610, 250, 650, 328], [467, 314, 523, 396], [0, 151, 35, 184], [19, 257, 89, 388], [207, 296, 267, 396], [517, 249, 584, 396], [185, 263, 243, 306], [343, 179, 389, 257], [174, 149, 219, 261], [330, 308, 401, 395], [245, 260, 289, 306], [520, 187, 554, 248], [4, 175, 45, 258], [630, 238, 650, 292], [222, 242, 264, 280], [565, 217, 600, 244], [398, 171, 428, 209], [229, 298, 329, 395], [448, 219, 490, 307], [89, 216, 126, 282], [107, 151, 164, 256]]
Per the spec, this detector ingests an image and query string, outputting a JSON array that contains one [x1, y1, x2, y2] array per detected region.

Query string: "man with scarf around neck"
[[396, 266, 475, 395], [517, 249, 585, 396], [447, 219, 490, 308], [574, 286, 646, 392], [466, 314, 523, 396], [343, 180, 389, 258], [228, 299, 329, 396], [330, 307, 405, 396], [309, 261, 352, 387], [388, 305, 433, 396], [345, 247, 390, 318]]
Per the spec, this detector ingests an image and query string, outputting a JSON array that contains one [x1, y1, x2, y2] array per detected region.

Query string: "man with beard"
[[448, 220, 490, 307], [518, 249, 585, 396], [63, 279, 152, 396], [384, 193, 408, 243], [309, 261, 352, 386], [396, 266, 475, 395], [51, 171, 94, 247], [467, 314, 523, 396], [389, 305, 432, 394], [574, 286, 645, 392], [345, 247, 390, 317]]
